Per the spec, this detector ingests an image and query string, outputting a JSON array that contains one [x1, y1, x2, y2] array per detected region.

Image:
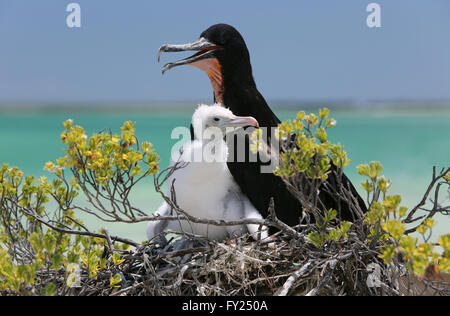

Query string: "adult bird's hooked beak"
[[158, 36, 226, 105], [158, 37, 223, 74]]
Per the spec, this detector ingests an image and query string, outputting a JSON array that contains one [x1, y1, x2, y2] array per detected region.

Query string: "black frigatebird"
[[158, 24, 367, 233]]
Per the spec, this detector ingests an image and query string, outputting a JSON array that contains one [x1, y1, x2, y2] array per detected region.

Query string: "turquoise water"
[[0, 108, 449, 241]]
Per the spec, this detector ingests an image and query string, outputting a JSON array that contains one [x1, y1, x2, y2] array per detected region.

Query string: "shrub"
[[0, 112, 449, 296]]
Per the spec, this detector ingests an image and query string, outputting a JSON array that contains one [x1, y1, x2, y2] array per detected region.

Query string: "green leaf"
[[43, 233, 56, 255], [380, 245, 396, 264], [340, 221, 352, 235], [42, 283, 56, 296], [304, 114, 318, 126], [398, 206, 408, 218], [324, 209, 337, 223], [110, 273, 122, 287], [369, 161, 383, 178], [381, 219, 405, 241], [357, 164, 371, 177], [318, 108, 330, 120], [377, 175, 392, 194], [326, 229, 342, 242], [438, 234, 450, 252], [316, 127, 327, 143], [112, 252, 125, 265], [416, 224, 428, 236], [296, 111, 306, 121], [325, 118, 337, 128], [307, 232, 324, 248], [361, 179, 373, 193]]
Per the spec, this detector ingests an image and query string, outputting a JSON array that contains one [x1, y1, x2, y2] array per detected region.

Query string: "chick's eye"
[[213, 117, 220, 122]]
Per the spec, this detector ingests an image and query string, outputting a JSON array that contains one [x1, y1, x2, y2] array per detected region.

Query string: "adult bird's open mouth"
[[158, 37, 223, 74]]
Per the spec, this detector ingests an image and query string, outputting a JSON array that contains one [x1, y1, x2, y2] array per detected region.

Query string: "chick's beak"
[[228, 116, 259, 128]]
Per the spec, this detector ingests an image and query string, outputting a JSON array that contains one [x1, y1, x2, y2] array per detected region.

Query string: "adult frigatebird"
[[158, 24, 367, 233]]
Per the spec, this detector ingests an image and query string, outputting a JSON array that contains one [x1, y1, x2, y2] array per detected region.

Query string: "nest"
[[35, 226, 446, 297]]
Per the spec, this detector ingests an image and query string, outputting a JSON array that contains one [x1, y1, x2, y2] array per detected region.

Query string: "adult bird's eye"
[[214, 117, 220, 122]]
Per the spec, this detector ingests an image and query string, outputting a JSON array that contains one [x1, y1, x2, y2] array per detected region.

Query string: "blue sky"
[[1, 0, 449, 103]]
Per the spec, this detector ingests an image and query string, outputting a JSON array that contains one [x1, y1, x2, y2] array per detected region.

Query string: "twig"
[[276, 261, 315, 296]]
